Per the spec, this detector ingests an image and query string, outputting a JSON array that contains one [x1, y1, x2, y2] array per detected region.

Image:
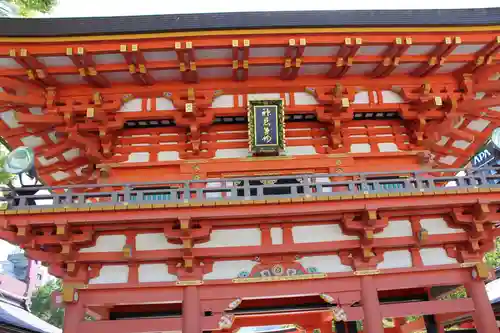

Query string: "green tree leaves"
[[30, 279, 64, 328], [8, 0, 57, 16]]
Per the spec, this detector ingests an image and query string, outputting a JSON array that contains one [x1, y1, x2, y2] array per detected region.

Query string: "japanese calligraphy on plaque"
[[248, 99, 285, 155]]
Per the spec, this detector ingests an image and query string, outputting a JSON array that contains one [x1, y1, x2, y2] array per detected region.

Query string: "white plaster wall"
[[420, 218, 465, 235], [138, 264, 177, 283], [63, 148, 80, 161], [374, 220, 413, 238], [439, 156, 458, 165], [353, 91, 370, 104], [156, 98, 175, 110], [214, 149, 249, 158], [80, 235, 126, 253], [452, 140, 472, 150], [294, 92, 319, 105], [120, 98, 143, 112], [126, 152, 150, 163], [381, 91, 404, 103], [286, 146, 317, 156], [271, 227, 283, 245], [195, 229, 261, 248], [350, 143, 371, 153], [292, 225, 359, 243], [204, 260, 257, 280], [0, 110, 21, 128], [420, 248, 458, 266], [247, 93, 281, 100], [378, 143, 399, 152], [51, 171, 70, 181], [38, 156, 58, 166], [89, 265, 129, 284], [211, 95, 234, 108], [157, 151, 180, 161], [467, 119, 490, 132], [297, 255, 352, 273], [376, 250, 413, 269], [136, 233, 182, 251], [21, 136, 44, 148]]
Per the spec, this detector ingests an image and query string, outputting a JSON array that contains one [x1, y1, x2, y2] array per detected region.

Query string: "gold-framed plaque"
[[248, 99, 285, 155]]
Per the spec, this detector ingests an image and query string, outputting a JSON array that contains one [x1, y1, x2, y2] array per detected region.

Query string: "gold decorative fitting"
[[77, 47, 85, 55], [122, 94, 134, 103], [9, 49, 16, 57], [320, 293, 335, 304], [175, 42, 182, 49], [232, 40, 239, 47], [299, 38, 306, 46], [120, 44, 127, 52], [455, 36, 462, 44], [474, 262, 490, 279], [56, 225, 66, 235], [20, 49, 28, 57], [128, 64, 136, 73], [344, 37, 352, 45], [395, 37, 403, 45], [289, 39, 296, 46], [175, 280, 203, 286], [87, 67, 97, 76], [86, 108, 95, 118], [189, 62, 196, 71], [182, 239, 192, 248], [184, 258, 193, 268], [26, 70, 35, 80], [445, 37, 452, 44], [179, 62, 186, 72], [185, 103, 193, 113], [78, 68, 86, 76], [139, 64, 147, 73], [406, 37, 413, 44], [354, 269, 381, 276], [232, 60, 239, 69], [355, 38, 362, 44], [226, 298, 242, 311], [131, 44, 139, 52], [233, 273, 326, 284], [66, 47, 73, 55], [243, 60, 249, 69], [243, 39, 250, 47], [186, 41, 193, 49], [122, 244, 133, 258]]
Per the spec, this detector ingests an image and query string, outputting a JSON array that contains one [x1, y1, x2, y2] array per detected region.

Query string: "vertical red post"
[[182, 286, 201, 333], [465, 279, 498, 333], [63, 302, 85, 333], [361, 275, 384, 333]]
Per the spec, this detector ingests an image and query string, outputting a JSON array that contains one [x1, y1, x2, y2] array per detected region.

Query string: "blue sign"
[[472, 141, 496, 168]]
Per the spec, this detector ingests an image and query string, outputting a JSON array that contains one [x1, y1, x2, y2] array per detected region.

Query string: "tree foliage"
[[8, 0, 57, 16], [485, 237, 500, 269], [0, 153, 14, 185], [30, 279, 64, 328]]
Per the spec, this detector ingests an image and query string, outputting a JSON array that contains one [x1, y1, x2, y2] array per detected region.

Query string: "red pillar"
[[465, 279, 498, 333], [361, 275, 384, 333], [182, 286, 201, 333], [63, 302, 85, 333]]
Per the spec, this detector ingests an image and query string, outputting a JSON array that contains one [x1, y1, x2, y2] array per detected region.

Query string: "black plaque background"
[[253, 105, 279, 147]]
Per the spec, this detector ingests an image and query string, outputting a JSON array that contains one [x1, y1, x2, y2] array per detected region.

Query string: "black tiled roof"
[[0, 8, 499, 37]]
